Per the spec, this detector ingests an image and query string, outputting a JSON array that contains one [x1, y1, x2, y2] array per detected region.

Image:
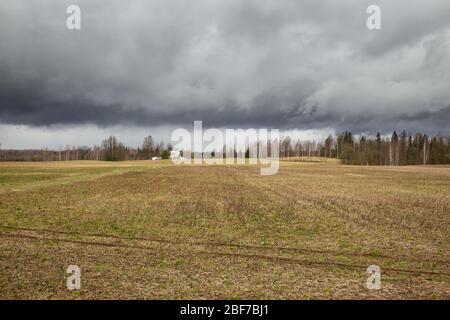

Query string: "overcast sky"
[[1, 0, 449, 148]]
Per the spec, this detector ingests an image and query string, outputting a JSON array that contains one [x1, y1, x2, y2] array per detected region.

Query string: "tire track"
[[1, 229, 449, 277], [2, 225, 448, 265]]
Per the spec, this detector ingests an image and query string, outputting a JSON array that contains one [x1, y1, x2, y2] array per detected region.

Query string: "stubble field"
[[0, 160, 449, 299]]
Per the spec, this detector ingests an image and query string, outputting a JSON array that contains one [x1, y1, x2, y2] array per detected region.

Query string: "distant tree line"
[[278, 131, 450, 165], [0, 136, 172, 162], [0, 131, 449, 165], [334, 131, 450, 165]]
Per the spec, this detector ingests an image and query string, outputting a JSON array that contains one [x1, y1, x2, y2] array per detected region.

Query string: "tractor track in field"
[[1, 226, 449, 277], [1, 225, 448, 263]]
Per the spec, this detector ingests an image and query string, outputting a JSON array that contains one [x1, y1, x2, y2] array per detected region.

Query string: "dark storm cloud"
[[1, 0, 450, 135]]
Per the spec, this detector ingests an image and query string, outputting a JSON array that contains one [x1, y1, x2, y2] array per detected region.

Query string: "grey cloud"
[[0, 0, 450, 137]]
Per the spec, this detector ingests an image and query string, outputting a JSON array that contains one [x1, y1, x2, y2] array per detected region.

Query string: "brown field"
[[0, 160, 449, 299]]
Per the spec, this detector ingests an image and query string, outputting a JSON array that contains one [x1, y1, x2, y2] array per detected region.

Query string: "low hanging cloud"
[[1, 0, 450, 141]]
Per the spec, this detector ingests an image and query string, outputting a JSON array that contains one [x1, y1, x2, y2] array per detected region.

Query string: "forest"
[[0, 131, 449, 165]]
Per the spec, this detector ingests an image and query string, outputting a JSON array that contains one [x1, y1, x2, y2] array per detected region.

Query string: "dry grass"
[[0, 160, 449, 299]]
